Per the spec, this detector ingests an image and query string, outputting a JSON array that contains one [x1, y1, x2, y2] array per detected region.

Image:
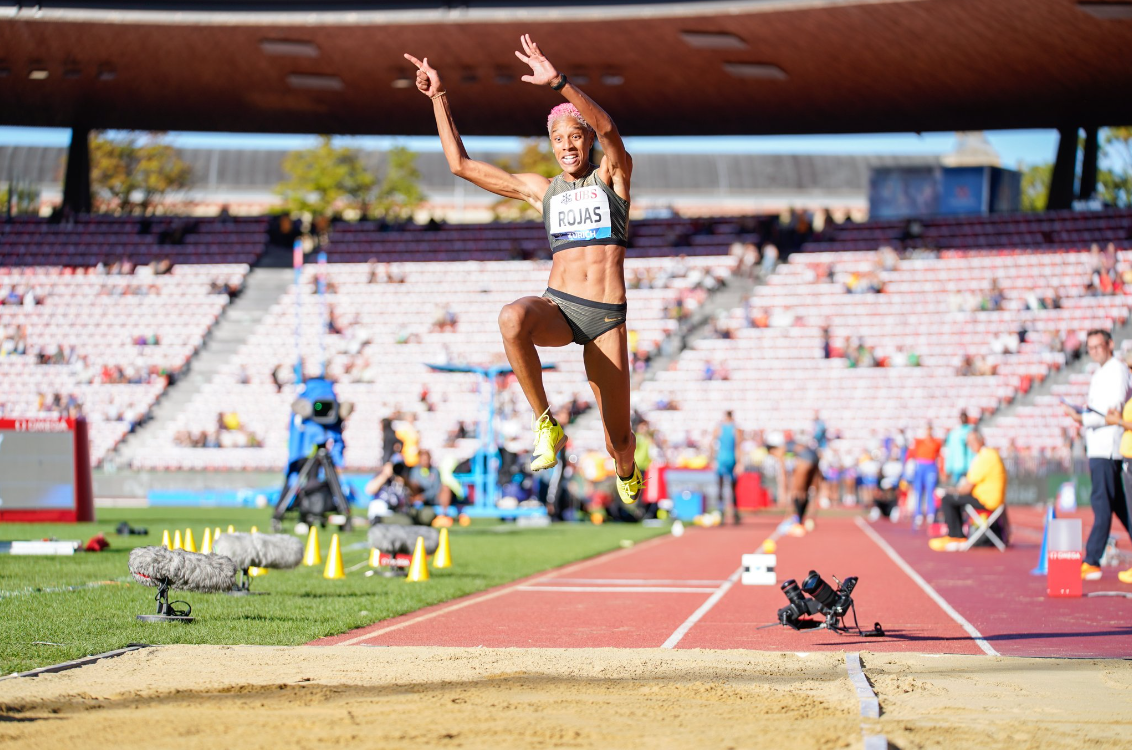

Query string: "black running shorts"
[[542, 287, 627, 345]]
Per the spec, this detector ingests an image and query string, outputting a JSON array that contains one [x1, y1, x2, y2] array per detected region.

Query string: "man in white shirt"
[[1063, 330, 1132, 580]]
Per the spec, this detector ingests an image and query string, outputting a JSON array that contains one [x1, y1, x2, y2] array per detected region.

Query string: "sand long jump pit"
[[1, 646, 1130, 749]]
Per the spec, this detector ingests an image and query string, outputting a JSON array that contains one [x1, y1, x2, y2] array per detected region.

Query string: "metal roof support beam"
[[1079, 125, 1098, 201], [62, 126, 92, 215], [1047, 125, 1079, 211]]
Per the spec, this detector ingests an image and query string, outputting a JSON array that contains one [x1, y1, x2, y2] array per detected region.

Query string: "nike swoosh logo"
[[604, 316, 623, 322]]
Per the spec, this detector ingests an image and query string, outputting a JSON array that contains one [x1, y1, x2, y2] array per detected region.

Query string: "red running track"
[[316, 513, 1128, 656]]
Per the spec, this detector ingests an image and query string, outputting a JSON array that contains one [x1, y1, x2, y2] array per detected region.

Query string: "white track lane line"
[[549, 578, 729, 586], [518, 586, 720, 593], [660, 566, 743, 649], [854, 517, 999, 656]]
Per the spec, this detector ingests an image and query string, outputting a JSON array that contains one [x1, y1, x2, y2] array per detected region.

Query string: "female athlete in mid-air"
[[405, 34, 641, 504]]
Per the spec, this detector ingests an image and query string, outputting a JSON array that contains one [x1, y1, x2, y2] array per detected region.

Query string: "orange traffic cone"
[[200, 527, 213, 554], [369, 547, 382, 567], [323, 534, 346, 579], [172, 529, 183, 550], [405, 536, 429, 582], [183, 528, 197, 553], [303, 526, 322, 566], [433, 527, 452, 569], [161, 530, 171, 549]]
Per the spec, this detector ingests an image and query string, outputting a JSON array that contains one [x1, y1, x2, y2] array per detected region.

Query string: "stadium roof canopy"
[[1, 0, 1131, 137]]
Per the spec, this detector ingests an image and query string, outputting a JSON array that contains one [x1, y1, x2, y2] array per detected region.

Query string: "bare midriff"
[[546, 244, 627, 305]]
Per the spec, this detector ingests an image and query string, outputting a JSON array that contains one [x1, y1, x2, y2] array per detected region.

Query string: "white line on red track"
[[548, 578, 730, 586], [855, 517, 999, 656], [518, 586, 720, 593], [660, 566, 743, 649]]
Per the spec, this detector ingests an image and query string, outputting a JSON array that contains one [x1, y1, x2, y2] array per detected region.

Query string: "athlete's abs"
[[546, 244, 627, 305], [540, 164, 629, 305]]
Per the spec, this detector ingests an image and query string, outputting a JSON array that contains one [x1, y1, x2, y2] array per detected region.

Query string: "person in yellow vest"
[[929, 430, 1007, 551], [1104, 403, 1132, 583]]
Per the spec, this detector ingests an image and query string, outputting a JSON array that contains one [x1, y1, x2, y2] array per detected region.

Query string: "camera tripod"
[[271, 445, 352, 532], [759, 603, 885, 637]]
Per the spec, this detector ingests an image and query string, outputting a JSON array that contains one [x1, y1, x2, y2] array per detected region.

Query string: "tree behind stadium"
[[90, 131, 192, 215], [276, 137, 423, 223]]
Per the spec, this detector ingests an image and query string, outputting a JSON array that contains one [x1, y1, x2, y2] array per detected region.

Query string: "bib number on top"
[[549, 186, 612, 242]]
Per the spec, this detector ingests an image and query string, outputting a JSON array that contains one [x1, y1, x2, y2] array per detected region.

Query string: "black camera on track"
[[776, 570, 883, 637]]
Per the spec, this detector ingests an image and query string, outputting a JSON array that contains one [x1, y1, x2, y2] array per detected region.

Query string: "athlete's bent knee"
[[498, 303, 530, 341]]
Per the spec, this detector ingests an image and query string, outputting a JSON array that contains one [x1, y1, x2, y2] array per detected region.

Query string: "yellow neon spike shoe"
[[530, 409, 567, 472], [616, 464, 644, 505]]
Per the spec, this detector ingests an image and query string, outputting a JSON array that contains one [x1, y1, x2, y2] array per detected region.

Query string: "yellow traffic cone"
[[303, 526, 322, 566], [161, 530, 171, 549], [323, 534, 346, 580], [247, 526, 266, 576], [214, 527, 222, 542], [369, 547, 382, 567], [227, 524, 235, 534], [183, 528, 197, 553], [172, 529, 183, 550], [405, 536, 429, 582], [200, 527, 213, 554], [433, 527, 452, 569]]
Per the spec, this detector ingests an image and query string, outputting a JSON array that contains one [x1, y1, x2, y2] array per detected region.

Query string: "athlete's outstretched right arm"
[[404, 54, 548, 211]]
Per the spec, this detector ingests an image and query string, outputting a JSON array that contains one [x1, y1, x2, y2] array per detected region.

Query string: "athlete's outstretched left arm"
[[514, 34, 632, 196]]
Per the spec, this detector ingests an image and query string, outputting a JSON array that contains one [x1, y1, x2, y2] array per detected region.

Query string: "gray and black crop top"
[[541, 165, 630, 254]]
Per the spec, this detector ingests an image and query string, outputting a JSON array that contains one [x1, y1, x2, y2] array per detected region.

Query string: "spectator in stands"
[[943, 410, 977, 484], [760, 243, 779, 276], [1064, 330, 1083, 364], [929, 430, 1006, 551], [909, 423, 943, 529], [1065, 330, 1132, 580]]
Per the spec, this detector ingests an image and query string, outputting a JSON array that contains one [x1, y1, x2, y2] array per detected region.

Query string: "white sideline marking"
[[550, 578, 729, 586], [845, 652, 879, 718], [855, 517, 999, 656], [519, 586, 719, 594], [660, 566, 742, 649], [846, 653, 887, 750]]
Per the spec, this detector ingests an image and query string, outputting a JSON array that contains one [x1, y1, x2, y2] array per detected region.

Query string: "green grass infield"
[[0, 507, 668, 674]]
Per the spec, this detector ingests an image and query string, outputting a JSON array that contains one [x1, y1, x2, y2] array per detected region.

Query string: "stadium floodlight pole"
[[317, 250, 328, 378], [292, 238, 304, 385]]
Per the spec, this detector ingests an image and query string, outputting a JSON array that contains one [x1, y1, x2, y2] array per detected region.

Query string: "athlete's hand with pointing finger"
[[514, 34, 560, 86], [403, 53, 444, 98]]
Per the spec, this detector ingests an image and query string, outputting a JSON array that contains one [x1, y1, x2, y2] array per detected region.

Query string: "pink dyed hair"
[[546, 103, 593, 135]]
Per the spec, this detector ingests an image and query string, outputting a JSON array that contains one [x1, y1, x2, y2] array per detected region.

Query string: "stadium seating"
[[130, 255, 737, 471], [323, 217, 756, 262], [0, 215, 269, 266], [611, 246, 1130, 464], [0, 263, 250, 465], [802, 207, 1132, 253]]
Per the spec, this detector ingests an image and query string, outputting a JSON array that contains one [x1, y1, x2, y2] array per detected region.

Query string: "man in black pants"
[[930, 431, 1007, 552], [1063, 330, 1131, 580]]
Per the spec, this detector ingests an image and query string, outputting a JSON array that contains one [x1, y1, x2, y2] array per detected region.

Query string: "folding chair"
[[961, 505, 1006, 551]]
